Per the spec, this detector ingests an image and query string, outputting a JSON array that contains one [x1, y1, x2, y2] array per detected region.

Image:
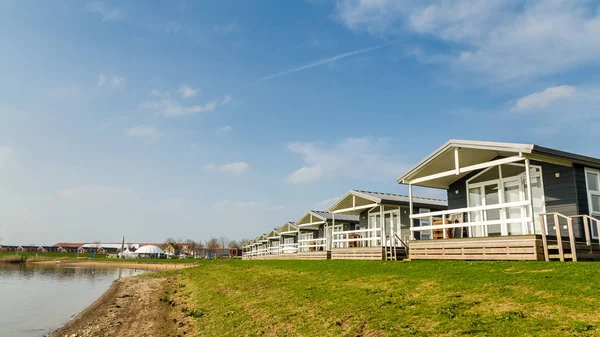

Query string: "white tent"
[[118, 247, 136, 259], [134, 245, 165, 258]]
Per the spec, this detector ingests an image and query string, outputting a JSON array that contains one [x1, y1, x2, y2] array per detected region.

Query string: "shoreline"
[[49, 274, 195, 337], [31, 259, 199, 270]]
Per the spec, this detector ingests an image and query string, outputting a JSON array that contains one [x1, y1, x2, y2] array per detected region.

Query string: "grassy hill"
[[172, 260, 600, 336]]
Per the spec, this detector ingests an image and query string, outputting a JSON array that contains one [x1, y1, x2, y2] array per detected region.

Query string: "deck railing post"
[[554, 214, 565, 262], [583, 216, 591, 246], [442, 214, 447, 239], [567, 217, 577, 262], [409, 184, 414, 241], [540, 214, 549, 261]]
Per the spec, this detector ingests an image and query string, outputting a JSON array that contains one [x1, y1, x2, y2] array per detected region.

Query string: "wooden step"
[[548, 254, 574, 259]]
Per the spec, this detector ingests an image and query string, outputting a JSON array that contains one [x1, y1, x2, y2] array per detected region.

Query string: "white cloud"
[[511, 85, 576, 112], [98, 73, 126, 88], [178, 84, 198, 98], [126, 125, 160, 139], [85, 1, 123, 21], [220, 125, 232, 132], [0, 146, 14, 170], [202, 162, 249, 174], [139, 99, 217, 117], [258, 44, 390, 82], [286, 137, 408, 184], [221, 95, 232, 105], [332, 1, 600, 82]]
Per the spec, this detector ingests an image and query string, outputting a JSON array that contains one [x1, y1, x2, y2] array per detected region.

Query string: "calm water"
[[0, 262, 146, 337]]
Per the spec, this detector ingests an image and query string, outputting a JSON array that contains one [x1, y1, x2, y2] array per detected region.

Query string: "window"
[[585, 168, 600, 238], [420, 208, 432, 240]]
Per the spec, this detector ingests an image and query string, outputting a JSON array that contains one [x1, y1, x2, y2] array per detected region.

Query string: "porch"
[[398, 140, 600, 261], [327, 190, 444, 260]]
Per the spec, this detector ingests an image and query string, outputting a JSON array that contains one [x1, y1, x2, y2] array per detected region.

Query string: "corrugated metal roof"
[[310, 210, 360, 222], [352, 190, 447, 207]]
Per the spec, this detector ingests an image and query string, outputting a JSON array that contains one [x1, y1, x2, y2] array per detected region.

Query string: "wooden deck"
[[297, 251, 330, 260], [409, 235, 600, 261], [331, 247, 383, 260], [409, 235, 544, 261], [245, 254, 298, 260]]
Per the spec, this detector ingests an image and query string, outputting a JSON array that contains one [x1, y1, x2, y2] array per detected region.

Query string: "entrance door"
[[484, 183, 502, 236], [503, 178, 525, 235]]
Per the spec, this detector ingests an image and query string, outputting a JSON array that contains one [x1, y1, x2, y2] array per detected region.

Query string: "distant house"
[[327, 190, 447, 260], [295, 210, 360, 260], [53, 243, 85, 253], [397, 139, 600, 261]]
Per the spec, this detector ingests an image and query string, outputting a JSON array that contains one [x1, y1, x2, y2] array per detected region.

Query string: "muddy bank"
[[34, 259, 198, 271], [50, 275, 195, 337]]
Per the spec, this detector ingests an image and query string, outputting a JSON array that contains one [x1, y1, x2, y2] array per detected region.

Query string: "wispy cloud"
[[202, 162, 249, 174], [139, 99, 217, 117], [126, 125, 160, 140], [511, 85, 576, 112], [312, 196, 341, 211], [98, 73, 126, 88], [85, 1, 123, 21], [286, 137, 407, 184], [258, 44, 390, 82], [177, 84, 198, 98], [331, 1, 600, 83], [221, 95, 232, 105], [220, 125, 232, 132]]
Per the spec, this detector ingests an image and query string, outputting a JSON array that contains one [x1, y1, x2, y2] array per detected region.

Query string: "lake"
[[0, 262, 146, 337]]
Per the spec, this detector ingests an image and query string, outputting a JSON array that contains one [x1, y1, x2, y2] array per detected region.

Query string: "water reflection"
[[0, 263, 147, 337]]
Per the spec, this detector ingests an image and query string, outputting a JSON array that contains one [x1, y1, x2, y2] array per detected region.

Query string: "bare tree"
[[228, 240, 241, 249], [205, 237, 219, 257], [218, 236, 229, 249]]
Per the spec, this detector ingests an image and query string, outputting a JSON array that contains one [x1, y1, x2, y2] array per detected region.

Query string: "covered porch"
[[327, 190, 445, 260], [295, 211, 330, 260], [278, 222, 299, 257], [397, 140, 594, 260]]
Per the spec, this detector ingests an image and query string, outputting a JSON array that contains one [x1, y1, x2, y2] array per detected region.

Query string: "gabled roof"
[[328, 189, 447, 213], [279, 222, 298, 234], [266, 229, 280, 239], [397, 139, 600, 189], [256, 234, 268, 243], [295, 210, 359, 228], [53, 242, 85, 248]]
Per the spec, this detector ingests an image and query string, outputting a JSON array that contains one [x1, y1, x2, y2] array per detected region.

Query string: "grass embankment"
[[169, 260, 600, 336]]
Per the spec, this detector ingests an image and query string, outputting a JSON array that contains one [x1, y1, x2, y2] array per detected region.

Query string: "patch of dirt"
[[50, 276, 194, 337]]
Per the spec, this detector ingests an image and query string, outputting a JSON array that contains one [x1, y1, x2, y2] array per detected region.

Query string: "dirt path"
[[50, 275, 194, 337]]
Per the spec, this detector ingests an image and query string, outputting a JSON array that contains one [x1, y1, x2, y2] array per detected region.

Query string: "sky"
[[1, 0, 600, 245]]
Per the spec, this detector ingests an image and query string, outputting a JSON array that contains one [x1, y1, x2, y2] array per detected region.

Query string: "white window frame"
[[584, 168, 600, 239], [466, 163, 545, 236]]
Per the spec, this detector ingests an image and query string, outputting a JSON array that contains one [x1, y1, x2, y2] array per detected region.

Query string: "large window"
[[585, 168, 600, 238]]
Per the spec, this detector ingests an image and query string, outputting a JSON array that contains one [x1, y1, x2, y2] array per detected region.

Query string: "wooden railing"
[[331, 228, 382, 248], [298, 238, 326, 252], [279, 243, 298, 254], [540, 213, 600, 262], [410, 200, 532, 239]]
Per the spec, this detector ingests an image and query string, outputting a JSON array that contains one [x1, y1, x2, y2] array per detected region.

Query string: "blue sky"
[[1, 0, 600, 245]]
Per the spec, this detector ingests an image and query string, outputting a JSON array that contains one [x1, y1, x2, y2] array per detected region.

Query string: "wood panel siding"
[[297, 251, 330, 260], [331, 247, 383, 260], [409, 236, 544, 261]]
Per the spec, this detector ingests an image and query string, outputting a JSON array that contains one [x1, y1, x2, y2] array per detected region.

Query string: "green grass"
[[174, 260, 600, 336]]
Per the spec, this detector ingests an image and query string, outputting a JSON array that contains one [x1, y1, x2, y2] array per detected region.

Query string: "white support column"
[[454, 147, 460, 175], [409, 184, 414, 240], [380, 205, 385, 249], [332, 213, 335, 249], [525, 158, 535, 234]]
